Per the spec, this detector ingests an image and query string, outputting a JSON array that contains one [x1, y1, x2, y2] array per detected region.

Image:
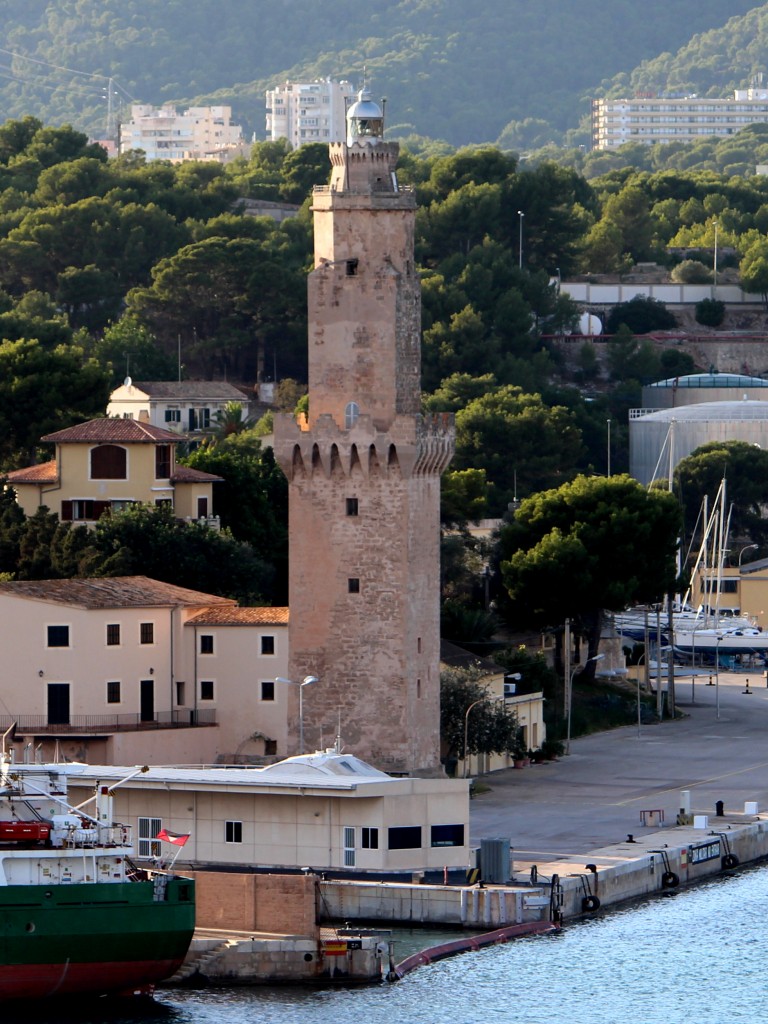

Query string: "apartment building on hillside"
[[265, 79, 355, 148], [592, 88, 768, 150], [119, 105, 244, 162]]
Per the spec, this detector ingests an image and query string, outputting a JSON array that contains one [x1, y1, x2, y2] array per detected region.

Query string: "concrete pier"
[[167, 670, 768, 983]]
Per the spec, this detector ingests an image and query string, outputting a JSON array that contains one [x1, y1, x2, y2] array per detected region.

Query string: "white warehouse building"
[[629, 401, 768, 485]]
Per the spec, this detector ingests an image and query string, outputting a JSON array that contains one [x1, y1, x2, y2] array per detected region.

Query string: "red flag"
[[155, 828, 190, 847]]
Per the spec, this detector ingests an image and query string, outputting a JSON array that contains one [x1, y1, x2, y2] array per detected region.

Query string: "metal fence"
[[0, 709, 217, 734]]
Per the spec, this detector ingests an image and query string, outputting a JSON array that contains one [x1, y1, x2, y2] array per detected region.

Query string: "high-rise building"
[[274, 89, 454, 775], [119, 105, 244, 162], [266, 80, 355, 148], [592, 89, 768, 150]]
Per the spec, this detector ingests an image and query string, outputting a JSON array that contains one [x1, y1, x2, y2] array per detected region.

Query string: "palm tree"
[[213, 401, 253, 439]]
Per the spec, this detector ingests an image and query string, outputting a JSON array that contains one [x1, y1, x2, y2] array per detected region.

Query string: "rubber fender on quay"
[[581, 894, 601, 912], [721, 853, 739, 870], [661, 870, 680, 889]]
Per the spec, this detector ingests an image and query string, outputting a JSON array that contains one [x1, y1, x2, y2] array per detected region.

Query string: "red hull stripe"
[[0, 958, 184, 1000]]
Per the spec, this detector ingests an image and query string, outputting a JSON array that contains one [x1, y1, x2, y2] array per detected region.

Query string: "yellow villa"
[[6, 418, 222, 524]]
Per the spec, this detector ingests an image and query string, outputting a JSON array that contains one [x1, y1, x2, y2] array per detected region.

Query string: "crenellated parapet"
[[324, 140, 408, 194], [274, 411, 454, 482]]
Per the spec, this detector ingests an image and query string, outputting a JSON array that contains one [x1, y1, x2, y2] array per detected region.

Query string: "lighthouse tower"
[[274, 88, 454, 774]]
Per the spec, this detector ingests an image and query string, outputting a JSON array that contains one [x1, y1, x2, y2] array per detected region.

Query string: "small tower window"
[[348, 578, 360, 594], [346, 498, 359, 517], [345, 402, 360, 429], [346, 258, 359, 276]]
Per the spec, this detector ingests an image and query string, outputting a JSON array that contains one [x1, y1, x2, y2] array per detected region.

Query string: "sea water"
[[14, 866, 766, 1024]]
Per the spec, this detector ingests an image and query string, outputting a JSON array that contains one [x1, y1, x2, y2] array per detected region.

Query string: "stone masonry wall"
[[186, 870, 318, 936]]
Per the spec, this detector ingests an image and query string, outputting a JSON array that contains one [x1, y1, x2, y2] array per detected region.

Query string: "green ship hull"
[[0, 876, 195, 1000]]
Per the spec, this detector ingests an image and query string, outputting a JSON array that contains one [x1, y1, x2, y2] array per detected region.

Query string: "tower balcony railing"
[[0, 710, 217, 735], [313, 184, 415, 196]]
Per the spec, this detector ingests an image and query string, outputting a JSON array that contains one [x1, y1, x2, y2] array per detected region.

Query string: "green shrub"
[[695, 298, 725, 327]]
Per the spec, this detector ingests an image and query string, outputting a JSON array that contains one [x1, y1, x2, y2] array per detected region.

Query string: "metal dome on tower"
[[345, 85, 384, 146]]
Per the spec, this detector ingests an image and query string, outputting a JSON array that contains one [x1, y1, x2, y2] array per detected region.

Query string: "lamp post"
[[714, 634, 723, 721], [713, 218, 719, 293], [275, 675, 319, 754], [566, 653, 605, 755], [607, 419, 611, 477], [738, 543, 758, 568], [463, 694, 504, 779], [517, 210, 524, 269]]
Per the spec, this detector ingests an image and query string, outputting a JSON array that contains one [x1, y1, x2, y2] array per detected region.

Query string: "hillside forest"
[[0, 0, 764, 151], [3, 118, 768, 638]]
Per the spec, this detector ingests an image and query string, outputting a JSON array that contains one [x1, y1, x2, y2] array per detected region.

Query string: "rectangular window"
[[200, 635, 214, 654], [343, 826, 356, 867], [388, 826, 422, 850], [431, 824, 465, 848], [155, 445, 171, 479], [200, 680, 214, 701], [261, 636, 275, 655], [176, 680, 186, 706], [164, 409, 181, 423], [348, 578, 360, 594], [346, 497, 359, 516], [261, 681, 275, 701], [47, 625, 69, 648], [106, 623, 120, 646], [138, 816, 163, 859], [361, 827, 379, 850], [140, 622, 154, 645], [265, 739, 277, 756], [106, 681, 121, 704], [225, 820, 243, 844]]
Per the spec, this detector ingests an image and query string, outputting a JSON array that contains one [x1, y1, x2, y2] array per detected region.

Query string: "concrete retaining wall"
[[318, 878, 549, 927], [321, 816, 768, 928]]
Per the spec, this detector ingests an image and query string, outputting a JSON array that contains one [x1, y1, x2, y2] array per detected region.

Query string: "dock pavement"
[[470, 669, 768, 883]]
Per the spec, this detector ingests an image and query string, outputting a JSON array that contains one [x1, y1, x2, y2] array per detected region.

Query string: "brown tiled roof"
[[171, 466, 224, 483], [42, 419, 183, 444], [0, 576, 236, 610], [5, 461, 58, 484], [185, 606, 289, 626], [125, 382, 248, 400]]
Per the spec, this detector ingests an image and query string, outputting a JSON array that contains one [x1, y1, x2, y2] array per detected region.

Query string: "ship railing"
[[59, 823, 132, 849], [0, 710, 217, 734]]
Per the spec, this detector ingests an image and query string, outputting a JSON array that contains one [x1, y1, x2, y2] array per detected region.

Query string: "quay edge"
[[165, 811, 768, 986]]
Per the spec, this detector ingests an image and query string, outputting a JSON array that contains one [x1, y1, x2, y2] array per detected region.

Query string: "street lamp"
[[607, 419, 611, 477], [463, 694, 504, 778], [566, 653, 605, 755], [517, 210, 524, 269], [275, 675, 319, 755], [713, 218, 719, 293], [738, 543, 758, 568]]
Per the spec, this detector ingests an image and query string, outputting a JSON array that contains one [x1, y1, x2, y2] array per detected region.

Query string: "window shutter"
[[61, 500, 73, 521]]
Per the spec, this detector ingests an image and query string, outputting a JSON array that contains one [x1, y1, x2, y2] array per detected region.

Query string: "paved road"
[[470, 670, 768, 860]]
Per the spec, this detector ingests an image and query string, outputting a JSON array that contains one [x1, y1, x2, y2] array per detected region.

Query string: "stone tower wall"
[[275, 133, 453, 774]]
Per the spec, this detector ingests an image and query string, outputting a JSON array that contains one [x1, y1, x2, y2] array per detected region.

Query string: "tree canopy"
[[675, 441, 768, 560], [499, 475, 682, 657]]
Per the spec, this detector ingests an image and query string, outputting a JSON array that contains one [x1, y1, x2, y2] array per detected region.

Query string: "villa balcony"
[[0, 709, 217, 736]]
